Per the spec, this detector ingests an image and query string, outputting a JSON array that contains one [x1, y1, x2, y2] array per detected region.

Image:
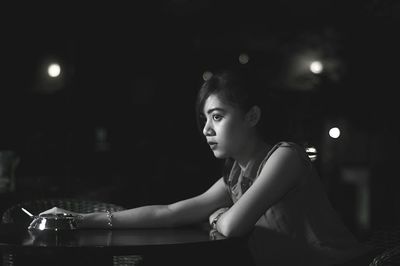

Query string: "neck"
[[234, 136, 268, 171]]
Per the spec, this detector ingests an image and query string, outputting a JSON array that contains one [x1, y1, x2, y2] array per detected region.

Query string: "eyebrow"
[[206, 107, 226, 114]]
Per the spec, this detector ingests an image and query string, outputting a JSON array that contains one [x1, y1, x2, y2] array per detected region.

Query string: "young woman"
[[41, 68, 370, 265]]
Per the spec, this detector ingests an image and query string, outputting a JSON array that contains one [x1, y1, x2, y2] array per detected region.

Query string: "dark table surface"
[[0, 223, 251, 266], [0, 223, 233, 253]]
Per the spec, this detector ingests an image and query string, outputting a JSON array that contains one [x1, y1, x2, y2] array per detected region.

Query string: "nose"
[[202, 120, 215, 136]]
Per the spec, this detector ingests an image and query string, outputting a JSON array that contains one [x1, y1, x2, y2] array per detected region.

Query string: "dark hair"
[[195, 67, 265, 132], [195, 67, 277, 183]]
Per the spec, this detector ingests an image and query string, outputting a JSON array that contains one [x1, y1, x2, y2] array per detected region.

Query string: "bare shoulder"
[[267, 142, 310, 165], [259, 142, 310, 183]]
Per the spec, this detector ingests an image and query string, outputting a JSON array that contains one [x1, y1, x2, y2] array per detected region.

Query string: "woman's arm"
[[47, 177, 232, 229], [215, 146, 306, 237]]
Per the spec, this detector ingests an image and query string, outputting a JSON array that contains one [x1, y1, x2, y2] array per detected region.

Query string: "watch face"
[[211, 216, 219, 229]]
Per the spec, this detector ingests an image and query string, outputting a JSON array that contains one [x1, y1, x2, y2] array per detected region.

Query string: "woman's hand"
[[209, 207, 229, 228], [39, 207, 81, 217]]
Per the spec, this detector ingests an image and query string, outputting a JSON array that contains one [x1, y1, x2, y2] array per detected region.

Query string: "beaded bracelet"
[[73, 214, 84, 228], [106, 210, 113, 228]]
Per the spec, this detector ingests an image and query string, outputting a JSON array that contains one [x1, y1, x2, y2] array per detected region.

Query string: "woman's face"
[[202, 94, 252, 159]]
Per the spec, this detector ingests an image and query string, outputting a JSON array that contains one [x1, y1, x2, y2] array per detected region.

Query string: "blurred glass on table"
[[0, 150, 20, 193]]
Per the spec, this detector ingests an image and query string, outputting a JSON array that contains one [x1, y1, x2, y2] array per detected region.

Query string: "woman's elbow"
[[218, 219, 251, 238]]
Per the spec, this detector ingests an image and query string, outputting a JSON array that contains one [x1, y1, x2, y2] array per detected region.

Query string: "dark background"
[[1, 1, 400, 238]]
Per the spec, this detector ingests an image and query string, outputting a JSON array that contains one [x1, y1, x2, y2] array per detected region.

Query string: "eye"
[[212, 114, 223, 121]]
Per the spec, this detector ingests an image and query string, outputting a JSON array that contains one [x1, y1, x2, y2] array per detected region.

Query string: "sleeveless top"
[[226, 141, 370, 266]]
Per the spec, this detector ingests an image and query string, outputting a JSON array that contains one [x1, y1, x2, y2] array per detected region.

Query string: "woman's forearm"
[[78, 205, 175, 229], [76, 178, 231, 229]]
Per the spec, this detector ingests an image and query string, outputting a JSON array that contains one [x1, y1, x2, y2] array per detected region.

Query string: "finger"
[[39, 210, 51, 216], [39, 206, 59, 216]]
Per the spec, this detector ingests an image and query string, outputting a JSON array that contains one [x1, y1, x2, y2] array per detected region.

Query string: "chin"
[[212, 150, 228, 159]]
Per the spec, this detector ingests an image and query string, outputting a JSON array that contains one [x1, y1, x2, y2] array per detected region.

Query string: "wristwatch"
[[211, 212, 224, 230]]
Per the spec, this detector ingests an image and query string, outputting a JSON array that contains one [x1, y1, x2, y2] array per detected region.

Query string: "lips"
[[208, 142, 218, 149]]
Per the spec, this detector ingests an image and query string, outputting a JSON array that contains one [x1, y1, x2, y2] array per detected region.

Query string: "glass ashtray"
[[28, 213, 80, 231]]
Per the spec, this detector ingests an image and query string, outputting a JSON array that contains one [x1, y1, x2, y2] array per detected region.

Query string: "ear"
[[245, 106, 261, 127]]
